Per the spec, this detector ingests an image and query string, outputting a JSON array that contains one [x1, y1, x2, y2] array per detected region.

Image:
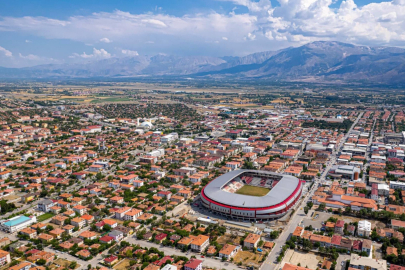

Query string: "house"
[[81, 214, 94, 225], [161, 265, 177, 270], [184, 259, 203, 270], [362, 239, 372, 255], [9, 262, 31, 270], [219, 244, 238, 260], [144, 265, 160, 270], [38, 233, 54, 243], [282, 263, 312, 270], [244, 233, 260, 249], [37, 199, 55, 212], [347, 225, 356, 235], [76, 249, 91, 259], [20, 228, 37, 239], [0, 237, 10, 247], [177, 237, 194, 249], [49, 228, 65, 239], [71, 217, 85, 228], [63, 225, 75, 235], [124, 209, 143, 221], [104, 255, 119, 266], [73, 205, 87, 216], [79, 231, 97, 240], [391, 219, 405, 230], [0, 250, 11, 266], [155, 233, 168, 243], [108, 230, 124, 242], [352, 240, 362, 252], [99, 235, 114, 244], [335, 220, 345, 234], [310, 234, 331, 247], [114, 207, 131, 219], [190, 235, 210, 253], [157, 191, 172, 200], [110, 196, 124, 204]]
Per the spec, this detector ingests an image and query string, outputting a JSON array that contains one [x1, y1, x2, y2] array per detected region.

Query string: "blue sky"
[[0, 0, 404, 67]]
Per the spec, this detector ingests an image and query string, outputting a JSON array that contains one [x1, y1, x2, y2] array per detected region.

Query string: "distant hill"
[[2, 41, 405, 84]]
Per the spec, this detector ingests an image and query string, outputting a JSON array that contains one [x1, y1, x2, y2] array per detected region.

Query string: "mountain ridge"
[[2, 41, 405, 84]]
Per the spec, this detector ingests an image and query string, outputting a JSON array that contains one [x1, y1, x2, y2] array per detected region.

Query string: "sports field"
[[235, 185, 270, 197]]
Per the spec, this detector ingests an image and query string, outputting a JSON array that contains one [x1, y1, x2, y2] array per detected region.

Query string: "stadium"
[[201, 170, 304, 221]]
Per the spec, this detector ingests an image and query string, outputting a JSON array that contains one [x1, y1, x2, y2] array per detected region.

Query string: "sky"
[[0, 0, 405, 68]]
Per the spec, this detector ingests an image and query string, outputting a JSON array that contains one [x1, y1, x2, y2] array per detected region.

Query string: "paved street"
[[126, 236, 239, 270]]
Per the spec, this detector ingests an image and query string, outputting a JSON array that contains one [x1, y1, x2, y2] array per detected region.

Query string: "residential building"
[[244, 233, 260, 249]]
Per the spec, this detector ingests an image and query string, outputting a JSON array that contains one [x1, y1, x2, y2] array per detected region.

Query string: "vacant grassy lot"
[[113, 258, 131, 270], [235, 186, 270, 197], [234, 250, 264, 267], [37, 212, 55, 222], [217, 234, 241, 246], [50, 258, 80, 270]]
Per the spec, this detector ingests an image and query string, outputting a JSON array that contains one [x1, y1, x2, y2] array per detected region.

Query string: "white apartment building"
[[357, 220, 372, 237]]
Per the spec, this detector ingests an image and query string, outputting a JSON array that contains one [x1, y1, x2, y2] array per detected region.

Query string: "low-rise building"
[[244, 233, 260, 249]]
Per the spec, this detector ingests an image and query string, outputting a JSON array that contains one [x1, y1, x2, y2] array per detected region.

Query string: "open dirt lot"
[[217, 234, 242, 246], [3, 194, 20, 202], [113, 258, 132, 270], [234, 250, 265, 267], [50, 258, 80, 269], [302, 211, 386, 230], [282, 250, 322, 269]]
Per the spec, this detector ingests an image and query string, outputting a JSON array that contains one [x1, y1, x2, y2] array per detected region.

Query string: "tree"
[[270, 231, 280, 239], [37, 259, 47, 265], [69, 261, 77, 269]]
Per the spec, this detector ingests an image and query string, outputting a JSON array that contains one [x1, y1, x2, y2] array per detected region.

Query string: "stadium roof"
[[203, 170, 300, 208]]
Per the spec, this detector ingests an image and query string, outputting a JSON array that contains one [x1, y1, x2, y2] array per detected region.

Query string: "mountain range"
[[2, 41, 405, 84]]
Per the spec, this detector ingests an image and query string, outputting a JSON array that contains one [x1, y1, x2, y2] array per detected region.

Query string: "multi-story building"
[[37, 199, 55, 212], [0, 215, 37, 233], [349, 254, 386, 270], [357, 220, 372, 237], [190, 235, 209, 253], [219, 244, 238, 260], [123, 209, 143, 221], [0, 250, 11, 266], [243, 233, 260, 249]]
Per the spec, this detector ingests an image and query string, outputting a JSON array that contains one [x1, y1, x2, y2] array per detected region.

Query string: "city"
[[1, 0, 405, 270], [0, 86, 402, 270]]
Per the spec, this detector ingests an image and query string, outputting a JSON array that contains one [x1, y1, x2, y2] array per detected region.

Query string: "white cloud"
[[70, 48, 111, 59], [121, 49, 139, 56], [25, 40, 31, 43], [244, 32, 256, 40], [0, 46, 12, 57], [19, 53, 40, 60], [0, 0, 405, 60], [99, 37, 112, 43]]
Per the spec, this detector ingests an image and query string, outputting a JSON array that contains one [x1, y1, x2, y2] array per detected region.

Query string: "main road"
[[261, 112, 363, 270]]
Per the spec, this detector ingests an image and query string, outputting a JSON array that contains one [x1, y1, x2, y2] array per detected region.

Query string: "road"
[[261, 112, 363, 270], [126, 236, 239, 270]]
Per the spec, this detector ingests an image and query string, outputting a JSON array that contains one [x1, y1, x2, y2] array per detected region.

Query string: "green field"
[[235, 185, 270, 197], [37, 212, 55, 222], [90, 97, 132, 103]]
